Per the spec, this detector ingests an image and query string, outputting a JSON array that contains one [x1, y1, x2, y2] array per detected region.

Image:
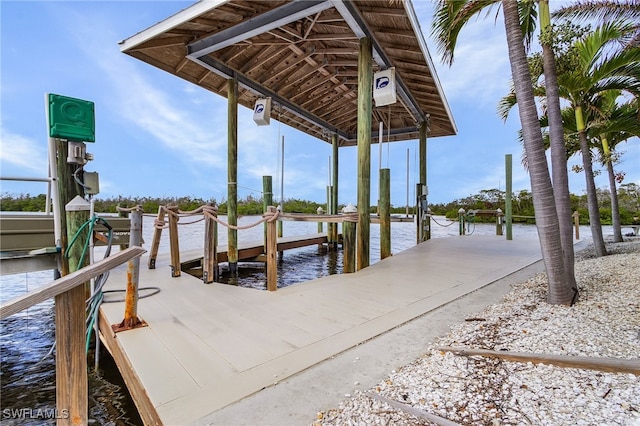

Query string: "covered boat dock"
[[119, 0, 457, 273]]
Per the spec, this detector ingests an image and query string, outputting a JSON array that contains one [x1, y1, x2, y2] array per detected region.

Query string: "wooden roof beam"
[[266, 48, 316, 86], [129, 36, 190, 51], [187, 0, 333, 57], [241, 44, 287, 75], [290, 72, 338, 102], [190, 54, 349, 140], [330, 0, 425, 123]]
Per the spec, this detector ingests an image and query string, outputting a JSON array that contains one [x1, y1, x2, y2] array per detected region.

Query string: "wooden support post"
[[168, 205, 181, 277], [278, 136, 284, 259], [573, 211, 580, 240], [227, 78, 239, 274], [58, 195, 90, 425], [343, 207, 357, 273], [459, 208, 466, 236], [117, 204, 129, 251], [263, 176, 273, 249], [148, 206, 165, 269], [266, 206, 277, 291], [332, 133, 339, 249], [317, 206, 324, 249], [419, 122, 427, 190], [496, 208, 504, 236], [357, 37, 372, 270], [415, 183, 422, 245], [123, 207, 142, 328], [203, 204, 218, 283], [505, 154, 513, 240], [326, 185, 332, 246], [380, 168, 391, 260], [55, 140, 84, 276]]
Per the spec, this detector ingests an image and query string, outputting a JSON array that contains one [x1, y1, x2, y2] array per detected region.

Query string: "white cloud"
[[63, 10, 227, 170], [416, 2, 512, 107], [0, 127, 48, 175]]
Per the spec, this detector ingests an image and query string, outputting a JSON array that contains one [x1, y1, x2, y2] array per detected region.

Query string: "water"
[[0, 215, 602, 424]]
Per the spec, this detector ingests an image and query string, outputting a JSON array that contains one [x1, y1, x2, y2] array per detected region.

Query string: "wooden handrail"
[[0, 246, 146, 320], [279, 212, 346, 223]]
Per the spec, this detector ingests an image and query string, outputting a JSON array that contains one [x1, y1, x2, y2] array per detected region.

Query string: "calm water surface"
[[0, 215, 603, 424]]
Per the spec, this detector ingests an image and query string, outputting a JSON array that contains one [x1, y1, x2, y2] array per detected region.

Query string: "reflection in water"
[[217, 246, 343, 289]]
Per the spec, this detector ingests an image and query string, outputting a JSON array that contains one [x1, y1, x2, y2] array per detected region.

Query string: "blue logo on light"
[[375, 76, 389, 90], [255, 104, 265, 113]]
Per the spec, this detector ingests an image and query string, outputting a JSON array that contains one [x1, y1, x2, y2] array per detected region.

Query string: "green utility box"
[[48, 93, 95, 142]]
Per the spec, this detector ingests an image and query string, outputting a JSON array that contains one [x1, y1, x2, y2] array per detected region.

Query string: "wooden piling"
[[505, 154, 513, 240], [168, 205, 181, 277], [317, 207, 324, 249], [228, 78, 239, 274], [123, 207, 142, 327], [331, 133, 339, 249], [573, 211, 580, 240], [326, 185, 332, 246], [263, 176, 273, 248], [357, 37, 372, 271], [380, 169, 391, 259], [266, 206, 277, 291], [203, 204, 218, 283], [415, 183, 422, 245], [148, 206, 165, 269], [419, 122, 427, 189], [58, 195, 90, 425], [117, 205, 129, 251], [343, 212, 357, 273]]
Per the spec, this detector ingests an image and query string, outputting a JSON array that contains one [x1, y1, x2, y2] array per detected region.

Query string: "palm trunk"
[[539, 0, 577, 293], [502, 0, 572, 305], [575, 106, 608, 256], [606, 155, 623, 242], [601, 135, 623, 242]]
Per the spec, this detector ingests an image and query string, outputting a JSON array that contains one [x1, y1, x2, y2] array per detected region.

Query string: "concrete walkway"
[[101, 235, 549, 425]]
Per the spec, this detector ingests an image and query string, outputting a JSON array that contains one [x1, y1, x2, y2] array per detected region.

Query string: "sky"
[[1, 1, 638, 208]]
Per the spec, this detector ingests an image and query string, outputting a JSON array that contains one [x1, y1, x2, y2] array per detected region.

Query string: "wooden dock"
[[99, 235, 543, 425], [180, 233, 331, 269]]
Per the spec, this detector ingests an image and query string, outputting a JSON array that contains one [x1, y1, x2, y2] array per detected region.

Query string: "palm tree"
[[553, 0, 640, 48], [556, 22, 640, 256], [432, 0, 573, 304], [538, 0, 577, 291], [500, 21, 640, 256], [591, 94, 640, 241]]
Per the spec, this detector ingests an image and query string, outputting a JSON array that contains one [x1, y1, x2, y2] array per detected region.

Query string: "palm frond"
[[431, 0, 500, 66]]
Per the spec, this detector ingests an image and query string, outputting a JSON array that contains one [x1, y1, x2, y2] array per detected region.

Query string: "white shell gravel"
[[315, 238, 640, 426]]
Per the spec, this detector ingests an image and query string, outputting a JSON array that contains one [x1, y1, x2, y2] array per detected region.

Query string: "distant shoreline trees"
[[2, 184, 638, 225]]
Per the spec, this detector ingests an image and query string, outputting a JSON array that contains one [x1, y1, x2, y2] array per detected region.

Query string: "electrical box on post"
[[48, 93, 95, 142], [373, 67, 397, 107], [253, 97, 271, 126], [83, 172, 100, 195]]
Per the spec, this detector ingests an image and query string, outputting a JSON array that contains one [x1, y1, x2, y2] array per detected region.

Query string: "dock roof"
[[119, 0, 456, 146]]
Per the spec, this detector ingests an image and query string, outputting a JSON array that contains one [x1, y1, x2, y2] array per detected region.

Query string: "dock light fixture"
[[253, 97, 272, 125], [373, 67, 396, 107]]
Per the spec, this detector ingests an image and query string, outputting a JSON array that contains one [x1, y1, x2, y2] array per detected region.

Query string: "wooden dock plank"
[[100, 235, 545, 424], [111, 324, 199, 407]]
